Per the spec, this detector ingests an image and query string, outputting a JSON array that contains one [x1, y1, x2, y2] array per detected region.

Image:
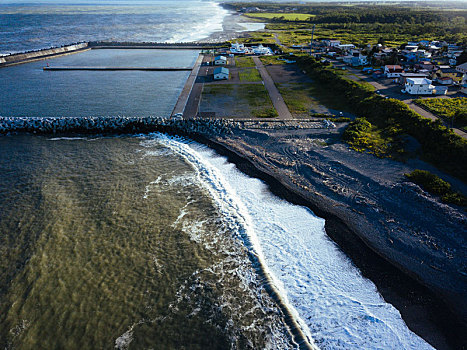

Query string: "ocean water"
[[0, 1, 228, 55], [0, 1, 435, 349]]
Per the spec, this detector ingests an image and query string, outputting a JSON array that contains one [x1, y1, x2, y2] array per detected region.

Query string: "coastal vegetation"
[[342, 117, 404, 158], [227, 2, 467, 46], [405, 169, 466, 206], [295, 55, 467, 180], [414, 98, 467, 132]]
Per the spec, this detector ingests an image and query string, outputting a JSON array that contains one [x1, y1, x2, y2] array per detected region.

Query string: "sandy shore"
[[198, 12, 263, 43], [188, 121, 466, 350]]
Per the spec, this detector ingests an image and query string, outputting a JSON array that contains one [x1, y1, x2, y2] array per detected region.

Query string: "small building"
[[456, 62, 467, 75], [460, 74, 467, 95], [213, 67, 229, 80], [416, 61, 436, 72], [436, 76, 454, 85], [214, 55, 227, 65], [322, 39, 340, 47], [384, 65, 404, 78], [337, 44, 355, 52], [433, 85, 448, 95], [404, 78, 434, 95]]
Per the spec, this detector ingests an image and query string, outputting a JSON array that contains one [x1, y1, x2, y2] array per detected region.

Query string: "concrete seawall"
[[0, 43, 89, 67]]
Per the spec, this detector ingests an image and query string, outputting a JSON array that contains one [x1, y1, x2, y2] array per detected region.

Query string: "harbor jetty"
[[0, 41, 228, 68]]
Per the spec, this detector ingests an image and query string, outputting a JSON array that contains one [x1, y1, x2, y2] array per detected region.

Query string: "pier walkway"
[[172, 54, 204, 117]]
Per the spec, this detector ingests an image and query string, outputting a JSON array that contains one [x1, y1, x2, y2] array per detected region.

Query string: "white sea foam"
[[152, 134, 434, 350], [167, 1, 229, 43]]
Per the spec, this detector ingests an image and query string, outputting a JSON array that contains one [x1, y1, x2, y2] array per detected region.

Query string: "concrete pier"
[[172, 54, 204, 117], [43, 66, 193, 71]]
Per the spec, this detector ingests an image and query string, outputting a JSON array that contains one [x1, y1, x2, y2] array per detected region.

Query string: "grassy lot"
[[201, 84, 277, 118], [244, 13, 315, 21], [259, 55, 287, 65], [277, 82, 354, 116], [235, 56, 256, 68], [415, 97, 467, 131], [239, 68, 262, 82]]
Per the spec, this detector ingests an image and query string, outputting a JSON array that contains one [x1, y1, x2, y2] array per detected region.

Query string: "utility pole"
[[310, 24, 315, 55]]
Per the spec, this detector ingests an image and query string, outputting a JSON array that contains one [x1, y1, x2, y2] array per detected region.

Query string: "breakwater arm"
[[0, 43, 89, 67], [0, 116, 233, 136]]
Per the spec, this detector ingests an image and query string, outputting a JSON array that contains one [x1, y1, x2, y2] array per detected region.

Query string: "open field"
[[200, 84, 276, 118], [235, 56, 256, 68], [244, 13, 315, 21], [414, 97, 467, 131], [238, 68, 262, 82]]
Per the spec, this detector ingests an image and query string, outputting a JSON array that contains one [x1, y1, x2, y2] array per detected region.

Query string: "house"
[[456, 62, 467, 74], [460, 74, 467, 95], [397, 72, 429, 85], [213, 67, 229, 80], [337, 44, 355, 52], [252, 44, 273, 55], [405, 45, 418, 52], [372, 70, 384, 79], [214, 55, 227, 65], [230, 42, 247, 54], [404, 78, 434, 95], [415, 61, 436, 72], [434, 66, 462, 82], [436, 76, 454, 85], [433, 86, 448, 95], [384, 65, 404, 78], [343, 55, 367, 66], [322, 39, 340, 47]]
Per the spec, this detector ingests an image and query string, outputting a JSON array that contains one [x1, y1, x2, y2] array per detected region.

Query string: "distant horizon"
[[2, 0, 467, 4]]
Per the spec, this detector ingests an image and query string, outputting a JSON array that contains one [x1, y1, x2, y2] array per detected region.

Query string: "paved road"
[[253, 56, 293, 119], [332, 60, 467, 139]]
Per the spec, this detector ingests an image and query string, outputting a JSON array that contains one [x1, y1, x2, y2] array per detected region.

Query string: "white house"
[[230, 42, 247, 54], [384, 65, 404, 78], [337, 44, 355, 52], [404, 78, 434, 95], [214, 55, 227, 65], [252, 44, 273, 55], [213, 67, 229, 80], [322, 39, 340, 47]]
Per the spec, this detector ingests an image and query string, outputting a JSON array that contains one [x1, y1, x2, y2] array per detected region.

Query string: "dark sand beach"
[[188, 121, 466, 350]]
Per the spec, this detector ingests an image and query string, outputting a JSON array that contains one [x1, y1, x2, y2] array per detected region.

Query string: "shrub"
[[405, 169, 466, 206], [405, 169, 451, 195]]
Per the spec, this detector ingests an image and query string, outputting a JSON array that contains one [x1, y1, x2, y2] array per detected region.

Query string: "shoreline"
[[190, 131, 466, 350], [0, 119, 465, 348]]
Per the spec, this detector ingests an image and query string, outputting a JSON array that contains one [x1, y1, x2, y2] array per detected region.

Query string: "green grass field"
[[235, 56, 256, 68], [244, 13, 315, 21], [239, 68, 262, 82], [414, 97, 466, 119]]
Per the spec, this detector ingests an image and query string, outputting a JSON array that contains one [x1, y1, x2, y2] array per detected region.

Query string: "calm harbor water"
[[0, 49, 199, 118], [0, 2, 434, 349]]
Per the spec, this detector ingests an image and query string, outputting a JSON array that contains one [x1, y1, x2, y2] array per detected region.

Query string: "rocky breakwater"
[[0, 116, 234, 136], [0, 43, 89, 67]]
